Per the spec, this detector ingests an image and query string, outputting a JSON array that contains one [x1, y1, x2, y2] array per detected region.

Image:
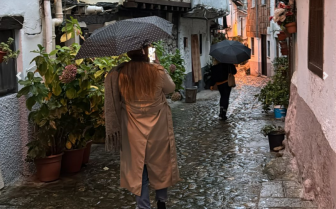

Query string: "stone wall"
[[162, 26, 178, 54], [0, 94, 33, 187]]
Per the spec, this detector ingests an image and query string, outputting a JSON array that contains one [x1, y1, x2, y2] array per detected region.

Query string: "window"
[[199, 34, 203, 55], [261, 0, 266, 5], [184, 37, 188, 48], [267, 40, 270, 57], [0, 30, 17, 96], [251, 37, 255, 55], [308, 0, 324, 78], [276, 38, 279, 58], [240, 18, 244, 37], [252, 0, 255, 8]]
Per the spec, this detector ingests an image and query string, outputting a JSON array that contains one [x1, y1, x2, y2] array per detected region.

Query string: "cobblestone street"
[[0, 73, 315, 209]]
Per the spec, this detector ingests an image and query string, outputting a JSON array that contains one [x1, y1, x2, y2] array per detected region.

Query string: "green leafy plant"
[[0, 37, 20, 64], [255, 57, 290, 113], [212, 33, 227, 44], [153, 41, 186, 91], [60, 16, 84, 43], [261, 124, 285, 137], [231, 35, 244, 43], [17, 20, 130, 161], [203, 60, 213, 89]]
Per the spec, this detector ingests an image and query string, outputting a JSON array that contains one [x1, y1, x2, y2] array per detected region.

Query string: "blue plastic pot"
[[274, 105, 287, 119]]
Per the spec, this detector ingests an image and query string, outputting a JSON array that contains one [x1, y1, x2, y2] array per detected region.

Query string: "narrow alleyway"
[[0, 72, 312, 209]]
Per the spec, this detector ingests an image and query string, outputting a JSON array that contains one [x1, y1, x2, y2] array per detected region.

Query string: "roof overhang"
[[123, 0, 191, 11], [183, 5, 229, 20], [232, 0, 244, 6]]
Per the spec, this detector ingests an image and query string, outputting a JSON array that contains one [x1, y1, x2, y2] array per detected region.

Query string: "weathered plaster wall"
[[0, 0, 43, 187], [293, 0, 336, 152], [178, 17, 211, 78], [247, 37, 260, 76], [0, 0, 43, 81], [285, 0, 336, 208], [285, 85, 336, 209], [178, 17, 211, 88]]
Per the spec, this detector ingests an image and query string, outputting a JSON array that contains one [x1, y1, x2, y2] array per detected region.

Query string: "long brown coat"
[[105, 63, 181, 196]]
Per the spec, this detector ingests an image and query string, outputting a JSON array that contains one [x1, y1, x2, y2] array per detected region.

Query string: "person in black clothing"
[[210, 59, 237, 120]]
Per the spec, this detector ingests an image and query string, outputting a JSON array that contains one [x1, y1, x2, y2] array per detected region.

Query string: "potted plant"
[[261, 125, 285, 151], [279, 40, 287, 49], [255, 57, 290, 117], [0, 37, 20, 64], [17, 70, 65, 182], [62, 131, 87, 173], [270, 2, 296, 34], [281, 48, 288, 56], [277, 31, 287, 41], [203, 61, 213, 89], [153, 41, 186, 96]]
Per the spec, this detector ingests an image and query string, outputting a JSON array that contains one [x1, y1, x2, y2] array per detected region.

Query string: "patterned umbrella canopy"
[[210, 40, 251, 64], [76, 16, 173, 59]]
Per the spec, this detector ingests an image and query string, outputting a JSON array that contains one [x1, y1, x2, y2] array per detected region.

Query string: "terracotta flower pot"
[[34, 153, 63, 182], [281, 48, 288, 55], [285, 22, 297, 34], [279, 41, 287, 49], [62, 148, 85, 173], [0, 50, 6, 64], [277, 32, 287, 41], [82, 140, 93, 165]]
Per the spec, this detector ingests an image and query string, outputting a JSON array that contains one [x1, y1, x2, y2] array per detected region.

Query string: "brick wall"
[[246, 0, 270, 37]]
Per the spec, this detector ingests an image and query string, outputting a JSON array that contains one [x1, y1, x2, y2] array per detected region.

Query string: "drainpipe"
[[52, 0, 63, 50], [44, 0, 63, 53], [256, 1, 260, 74], [86, 6, 104, 14], [44, 0, 53, 53]]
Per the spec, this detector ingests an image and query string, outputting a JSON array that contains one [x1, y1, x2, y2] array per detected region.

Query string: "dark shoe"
[[219, 107, 227, 120], [219, 107, 224, 118], [157, 200, 166, 209], [220, 115, 228, 121]]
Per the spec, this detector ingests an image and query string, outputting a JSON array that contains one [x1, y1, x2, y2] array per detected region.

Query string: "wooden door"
[[261, 35, 267, 76]]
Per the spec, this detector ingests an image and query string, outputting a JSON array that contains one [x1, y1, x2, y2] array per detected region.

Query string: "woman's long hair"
[[119, 47, 159, 102]]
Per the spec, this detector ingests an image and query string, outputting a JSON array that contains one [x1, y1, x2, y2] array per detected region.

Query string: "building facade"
[[246, 0, 282, 77], [285, 0, 336, 208], [0, 0, 44, 188], [226, 0, 248, 40], [180, 0, 230, 89]]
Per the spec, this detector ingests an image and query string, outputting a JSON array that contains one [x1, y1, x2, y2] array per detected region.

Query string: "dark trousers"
[[218, 83, 232, 112], [136, 165, 168, 209]]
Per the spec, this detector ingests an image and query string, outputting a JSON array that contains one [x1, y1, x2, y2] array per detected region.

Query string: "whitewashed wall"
[[178, 17, 211, 74], [292, 0, 336, 152], [0, 0, 44, 187]]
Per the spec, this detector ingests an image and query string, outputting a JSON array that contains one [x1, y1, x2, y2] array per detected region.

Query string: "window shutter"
[[0, 30, 17, 96], [308, 0, 324, 78]]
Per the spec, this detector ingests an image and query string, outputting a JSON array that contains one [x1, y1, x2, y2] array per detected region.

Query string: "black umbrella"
[[210, 40, 251, 64], [76, 16, 173, 59]]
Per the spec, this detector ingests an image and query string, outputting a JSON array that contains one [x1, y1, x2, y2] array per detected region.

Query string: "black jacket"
[[210, 63, 237, 86]]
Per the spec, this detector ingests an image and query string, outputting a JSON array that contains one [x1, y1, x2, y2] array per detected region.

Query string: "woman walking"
[[104, 46, 181, 209], [210, 59, 237, 120]]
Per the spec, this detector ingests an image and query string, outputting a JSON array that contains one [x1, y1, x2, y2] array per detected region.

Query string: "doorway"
[[261, 35, 267, 76]]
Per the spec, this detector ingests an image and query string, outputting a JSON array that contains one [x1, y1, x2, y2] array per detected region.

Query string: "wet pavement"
[[0, 72, 315, 208]]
